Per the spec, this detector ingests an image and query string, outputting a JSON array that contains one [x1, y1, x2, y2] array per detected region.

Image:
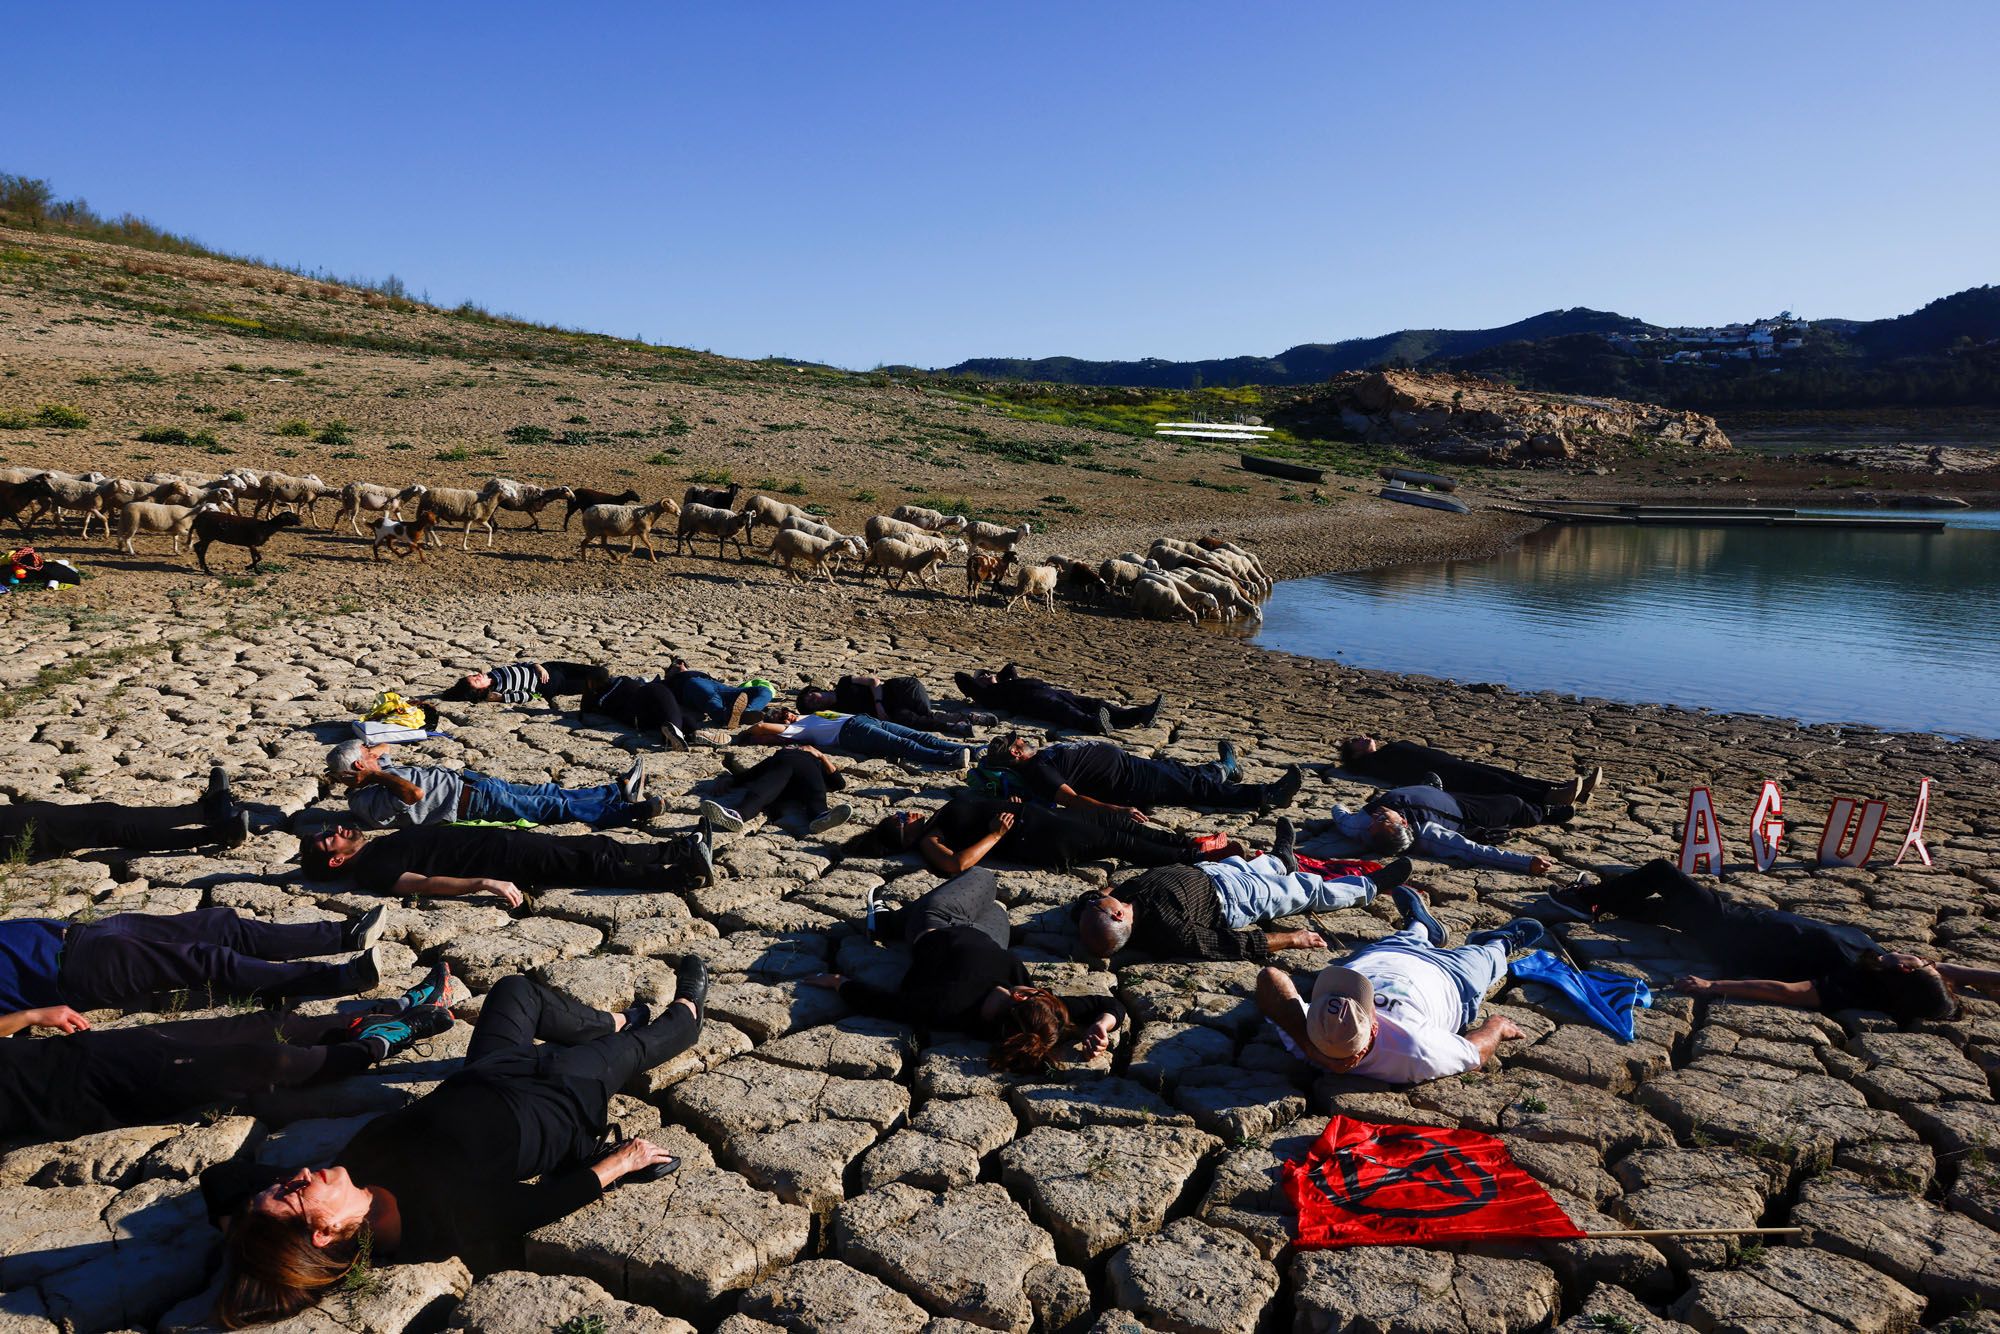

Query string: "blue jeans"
[[838, 715, 967, 768], [671, 673, 773, 725], [1205, 854, 1374, 927], [1347, 926, 1508, 1029], [462, 773, 630, 827]]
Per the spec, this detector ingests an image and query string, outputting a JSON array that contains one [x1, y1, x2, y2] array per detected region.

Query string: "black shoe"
[[1094, 705, 1115, 735], [1217, 739, 1240, 779], [1271, 816, 1298, 874], [623, 1000, 654, 1030], [351, 1003, 453, 1061], [1390, 884, 1446, 947], [1548, 805, 1578, 826], [673, 955, 711, 1024], [686, 823, 715, 888], [1372, 856, 1414, 893], [629, 796, 668, 826], [1139, 694, 1164, 727], [342, 946, 383, 996], [1467, 918, 1547, 954], [220, 807, 252, 850], [1419, 771, 1445, 790], [345, 904, 389, 952], [1262, 764, 1305, 812], [201, 765, 234, 820], [1545, 878, 1600, 923]]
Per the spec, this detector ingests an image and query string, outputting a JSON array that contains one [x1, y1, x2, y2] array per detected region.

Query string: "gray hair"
[[327, 739, 369, 781], [1079, 908, 1134, 959], [1371, 811, 1416, 854]]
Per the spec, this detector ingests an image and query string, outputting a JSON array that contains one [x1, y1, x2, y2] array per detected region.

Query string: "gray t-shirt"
[[348, 764, 466, 829]]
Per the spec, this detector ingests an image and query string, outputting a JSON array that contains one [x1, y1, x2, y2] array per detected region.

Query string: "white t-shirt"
[[1277, 950, 1481, 1085], [779, 712, 849, 746]]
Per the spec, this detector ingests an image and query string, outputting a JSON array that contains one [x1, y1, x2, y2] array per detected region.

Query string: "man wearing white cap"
[[1254, 907, 1541, 1085]]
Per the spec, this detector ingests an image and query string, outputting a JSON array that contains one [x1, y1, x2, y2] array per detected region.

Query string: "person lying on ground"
[[298, 820, 714, 907], [0, 905, 392, 1015], [805, 867, 1125, 1071], [1256, 900, 1541, 1086], [326, 741, 663, 830], [1339, 736, 1604, 807], [853, 792, 1247, 876], [1545, 857, 1969, 1023], [1331, 783, 1569, 873], [663, 656, 773, 729], [736, 707, 972, 771], [0, 766, 248, 859], [437, 661, 599, 705], [699, 745, 853, 836], [1073, 842, 1413, 962], [578, 666, 694, 751], [986, 733, 1304, 820], [800, 674, 989, 738], [0, 967, 461, 1143], [210, 964, 709, 1327], [954, 663, 1160, 735]]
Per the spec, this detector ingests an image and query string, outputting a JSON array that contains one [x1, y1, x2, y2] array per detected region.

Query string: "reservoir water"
[[1254, 511, 2000, 738]]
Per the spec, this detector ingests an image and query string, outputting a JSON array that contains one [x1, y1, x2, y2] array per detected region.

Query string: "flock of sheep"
[[0, 464, 1274, 624]]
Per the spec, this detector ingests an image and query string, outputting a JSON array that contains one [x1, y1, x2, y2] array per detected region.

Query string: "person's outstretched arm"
[[734, 722, 790, 746], [390, 872, 525, 908], [920, 811, 1012, 876], [1463, 1015, 1525, 1067], [1674, 975, 1820, 1007], [0, 1006, 89, 1038], [1939, 961, 2000, 997]]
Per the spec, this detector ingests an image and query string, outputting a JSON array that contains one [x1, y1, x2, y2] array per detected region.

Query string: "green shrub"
[[564, 414, 590, 425], [315, 420, 355, 446], [506, 424, 552, 445], [434, 445, 472, 462], [779, 480, 807, 496], [33, 404, 89, 429], [218, 408, 248, 422], [137, 425, 217, 446], [690, 468, 732, 485], [644, 452, 680, 466], [387, 441, 413, 451], [275, 418, 313, 437]]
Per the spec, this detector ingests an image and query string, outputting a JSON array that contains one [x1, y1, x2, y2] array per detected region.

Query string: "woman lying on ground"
[[437, 661, 599, 705], [211, 964, 708, 1328], [850, 792, 1244, 875], [735, 707, 972, 771], [805, 868, 1124, 1072], [798, 674, 989, 738], [577, 666, 695, 751], [698, 745, 853, 836]]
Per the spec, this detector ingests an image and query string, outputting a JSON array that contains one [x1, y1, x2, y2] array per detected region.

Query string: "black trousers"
[[1363, 742, 1565, 803], [1021, 807, 1200, 868], [464, 975, 699, 1175], [972, 665, 1150, 732], [59, 908, 354, 1010], [1, 800, 221, 860], [1451, 792, 1568, 842], [1121, 758, 1267, 812], [727, 749, 835, 820], [513, 832, 704, 892], [538, 662, 598, 699], [874, 867, 1011, 950], [1591, 858, 1727, 932], [583, 678, 687, 736]]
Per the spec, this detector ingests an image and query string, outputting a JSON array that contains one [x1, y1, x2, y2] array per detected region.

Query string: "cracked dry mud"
[[2, 553, 1997, 1334]]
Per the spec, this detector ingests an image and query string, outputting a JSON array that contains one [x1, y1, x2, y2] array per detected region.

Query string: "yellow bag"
[[363, 691, 428, 730]]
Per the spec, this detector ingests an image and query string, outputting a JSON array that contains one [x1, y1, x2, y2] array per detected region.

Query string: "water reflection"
[[1256, 516, 2000, 738]]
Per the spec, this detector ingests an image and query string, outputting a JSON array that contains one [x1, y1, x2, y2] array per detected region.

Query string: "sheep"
[[1175, 568, 1259, 621], [683, 482, 741, 512], [562, 487, 641, 530], [777, 513, 846, 545], [371, 512, 440, 562], [150, 477, 241, 512], [675, 501, 757, 559], [191, 510, 301, 574], [255, 472, 330, 522], [1140, 568, 1224, 622], [578, 499, 679, 562], [1197, 535, 1272, 586], [1130, 572, 1202, 626], [965, 548, 1017, 599], [1050, 557, 1109, 604], [111, 502, 200, 555], [864, 536, 959, 590], [14, 473, 108, 534], [771, 529, 865, 582], [1099, 558, 1149, 597], [864, 514, 959, 550], [1007, 561, 1060, 612], [965, 518, 1032, 555], [0, 466, 45, 487], [743, 494, 809, 539], [478, 478, 574, 531], [414, 486, 497, 550], [332, 482, 424, 535], [888, 503, 969, 534], [0, 479, 39, 534]]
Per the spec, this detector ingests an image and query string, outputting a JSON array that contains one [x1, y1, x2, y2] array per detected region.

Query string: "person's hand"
[[591, 1137, 675, 1188], [1121, 806, 1150, 824], [805, 972, 845, 990], [1077, 1012, 1118, 1059], [535, 664, 551, 684], [1673, 975, 1715, 996], [484, 879, 525, 910], [1528, 855, 1555, 875], [987, 811, 1017, 836], [1496, 1017, 1525, 1041], [1285, 930, 1327, 951], [1875, 951, 1930, 972], [23, 1005, 89, 1033]]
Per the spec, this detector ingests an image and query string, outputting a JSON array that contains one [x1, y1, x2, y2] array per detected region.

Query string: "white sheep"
[[888, 503, 969, 534], [675, 501, 757, 559], [415, 485, 497, 550], [743, 494, 808, 540], [255, 471, 330, 522], [111, 501, 200, 555], [16, 473, 108, 533], [772, 529, 865, 582], [864, 513, 962, 551], [777, 513, 846, 544], [477, 478, 573, 531], [578, 498, 678, 562], [1007, 561, 1060, 611], [1175, 567, 1259, 621], [864, 536, 959, 590], [332, 482, 423, 535], [1131, 572, 1203, 625], [966, 518, 1032, 555], [1099, 558, 1149, 596]]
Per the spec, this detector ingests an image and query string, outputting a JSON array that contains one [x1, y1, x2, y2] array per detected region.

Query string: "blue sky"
[[9, 2, 1997, 368]]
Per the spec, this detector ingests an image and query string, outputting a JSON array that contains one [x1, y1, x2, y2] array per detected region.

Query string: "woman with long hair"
[[805, 867, 1123, 1072]]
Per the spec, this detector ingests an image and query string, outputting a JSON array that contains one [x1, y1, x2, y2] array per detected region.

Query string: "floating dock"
[[1510, 502, 1945, 532]]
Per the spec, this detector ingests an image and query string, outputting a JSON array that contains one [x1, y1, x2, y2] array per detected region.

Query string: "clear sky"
[[9, 1, 1997, 369]]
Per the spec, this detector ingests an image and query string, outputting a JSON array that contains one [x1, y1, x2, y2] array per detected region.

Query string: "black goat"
[[192, 509, 301, 574], [562, 487, 642, 530], [682, 481, 741, 512]]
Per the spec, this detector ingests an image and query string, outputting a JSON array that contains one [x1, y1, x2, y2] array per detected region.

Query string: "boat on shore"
[[1379, 484, 1470, 514], [1239, 453, 1325, 483]]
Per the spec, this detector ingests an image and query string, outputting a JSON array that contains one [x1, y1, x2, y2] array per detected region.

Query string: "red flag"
[[1283, 1117, 1584, 1248]]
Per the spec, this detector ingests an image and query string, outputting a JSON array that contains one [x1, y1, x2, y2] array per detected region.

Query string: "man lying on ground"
[[437, 661, 599, 705], [699, 745, 853, 835], [800, 673, 990, 738], [987, 733, 1304, 820], [853, 792, 1245, 875], [1, 905, 390, 1015], [736, 707, 972, 771], [299, 820, 714, 907], [1340, 735, 1604, 807], [954, 663, 1160, 735], [1256, 898, 1540, 1086], [578, 666, 696, 751], [0, 766, 247, 858], [1332, 783, 1569, 873], [326, 741, 663, 830], [1546, 857, 1979, 1022]]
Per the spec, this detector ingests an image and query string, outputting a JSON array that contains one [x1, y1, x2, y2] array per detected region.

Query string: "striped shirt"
[[487, 663, 542, 703]]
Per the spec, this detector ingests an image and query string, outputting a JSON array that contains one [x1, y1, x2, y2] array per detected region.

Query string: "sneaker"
[[221, 807, 252, 850], [700, 799, 747, 833], [1467, 918, 1548, 954], [342, 945, 383, 996], [1579, 765, 1605, 806], [1389, 884, 1447, 947], [864, 882, 881, 937], [725, 692, 750, 729], [620, 759, 647, 804], [1217, 739, 1240, 779], [693, 728, 734, 749], [388, 961, 468, 1013], [352, 1004, 453, 1062], [1372, 856, 1414, 893], [673, 955, 711, 1024], [686, 823, 715, 888], [1138, 694, 1164, 727], [1271, 815, 1298, 873], [1544, 877, 1601, 923], [809, 803, 852, 836], [1263, 764, 1305, 812], [201, 765, 234, 820], [956, 746, 974, 774], [345, 904, 389, 952]]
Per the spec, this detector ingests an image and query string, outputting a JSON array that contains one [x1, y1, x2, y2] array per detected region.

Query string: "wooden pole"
[[1583, 1227, 1802, 1240]]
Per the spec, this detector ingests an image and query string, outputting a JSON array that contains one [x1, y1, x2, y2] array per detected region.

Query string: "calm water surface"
[[1255, 511, 2000, 738]]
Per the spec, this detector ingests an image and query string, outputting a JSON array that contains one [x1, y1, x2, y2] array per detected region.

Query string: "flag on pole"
[[1284, 1117, 1584, 1248]]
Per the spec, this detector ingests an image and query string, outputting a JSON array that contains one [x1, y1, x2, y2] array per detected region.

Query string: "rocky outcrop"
[[1269, 370, 1732, 464]]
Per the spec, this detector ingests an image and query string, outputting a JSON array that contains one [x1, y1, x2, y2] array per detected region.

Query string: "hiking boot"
[[1271, 815, 1298, 873], [1217, 739, 1240, 779], [699, 800, 747, 834], [1544, 877, 1601, 923], [1390, 884, 1446, 947], [1467, 918, 1547, 954], [385, 961, 468, 1013], [809, 803, 852, 836], [1094, 706, 1115, 736], [352, 1004, 453, 1062], [1578, 765, 1606, 806], [619, 759, 647, 804], [1263, 765, 1305, 812], [725, 692, 750, 729], [673, 955, 711, 1024], [201, 765, 234, 820], [1556, 775, 1585, 805], [629, 796, 668, 825], [1138, 694, 1165, 727], [345, 904, 389, 952]]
